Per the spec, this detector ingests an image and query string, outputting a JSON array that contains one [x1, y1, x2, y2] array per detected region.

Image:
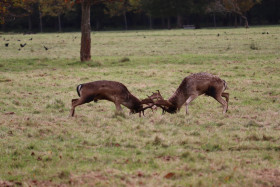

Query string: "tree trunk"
[[243, 15, 249, 28], [213, 13, 216, 27], [80, 0, 91, 62], [95, 19, 100, 31], [176, 15, 183, 28], [1, 23, 6, 31], [58, 14, 62, 32], [236, 12, 249, 28], [167, 17, 171, 29], [161, 17, 165, 28], [234, 13, 237, 27], [148, 14, 153, 29], [39, 11, 43, 32], [123, 11, 128, 30], [28, 15, 32, 31]]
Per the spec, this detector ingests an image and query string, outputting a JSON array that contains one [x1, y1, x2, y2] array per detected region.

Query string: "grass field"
[[0, 26, 280, 186]]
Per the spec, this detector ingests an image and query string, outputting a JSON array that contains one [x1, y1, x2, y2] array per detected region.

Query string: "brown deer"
[[70, 80, 153, 117], [146, 72, 229, 114]]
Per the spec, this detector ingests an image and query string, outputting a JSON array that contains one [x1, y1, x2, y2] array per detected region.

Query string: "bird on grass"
[[5, 43, 9, 47], [20, 43, 27, 48], [44, 46, 48, 50]]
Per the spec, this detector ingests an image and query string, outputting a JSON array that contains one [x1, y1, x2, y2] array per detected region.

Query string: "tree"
[[105, 0, 133, 30], [40, 0, 72, 32], [65, 0, 121, 62], [0, 0, 31, 24], [215, 0, 262, 28], [139, 0, 194, 29]]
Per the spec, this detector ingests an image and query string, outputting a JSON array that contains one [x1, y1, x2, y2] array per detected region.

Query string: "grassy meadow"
[[0, 26, 280, 186]]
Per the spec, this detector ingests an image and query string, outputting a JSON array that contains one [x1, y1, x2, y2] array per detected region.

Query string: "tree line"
[[1, 0, 279, 32], [1, 0, 279, 62]]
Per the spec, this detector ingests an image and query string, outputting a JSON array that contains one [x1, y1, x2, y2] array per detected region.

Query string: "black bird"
[[44, 46, 48, 50], [20, 43, 26, 48], [18, 48, 21, 51], [29, 38, 33, 40], [217, 33, 220, 37], [5, 43, 9, 47], [18, 40, 21, 41]]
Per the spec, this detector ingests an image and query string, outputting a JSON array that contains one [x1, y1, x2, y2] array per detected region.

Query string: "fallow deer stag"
[[70, 80, 153, 117], [146, 72, 229, 114]]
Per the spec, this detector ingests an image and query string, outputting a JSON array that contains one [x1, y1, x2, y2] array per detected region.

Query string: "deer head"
[[143, 90, 177, 114]]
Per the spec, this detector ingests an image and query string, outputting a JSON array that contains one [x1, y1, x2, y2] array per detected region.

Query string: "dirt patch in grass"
[[247, 169, 280, 186]]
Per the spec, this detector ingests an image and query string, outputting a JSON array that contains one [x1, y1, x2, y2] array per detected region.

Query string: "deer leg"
[[70, 98, 87, 117], [114, 102, 122, 114], [214, 95, 228, 114], [222, 92, 229, 103], [185, 95, 198, 114], [222, 92, 229, 112]]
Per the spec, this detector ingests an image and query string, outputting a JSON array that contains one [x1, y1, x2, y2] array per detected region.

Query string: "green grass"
[[0, 26, 280, 186]]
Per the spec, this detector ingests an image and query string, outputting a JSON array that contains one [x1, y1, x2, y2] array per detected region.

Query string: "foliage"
[[40, 0, 72, 17], [104, 0, 132, 17], [221, 0, 262, 14], [0, 0, 36, 24]]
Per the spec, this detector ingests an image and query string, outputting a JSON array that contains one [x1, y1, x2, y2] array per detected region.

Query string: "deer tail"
[[76, 84, 83, 97], [223, 80, 228, 91]]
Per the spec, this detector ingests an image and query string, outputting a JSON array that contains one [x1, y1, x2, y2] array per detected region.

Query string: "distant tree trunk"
[[213, 13, 216, 27], [234, 13, 237, 27], [58, 14, 62, 32], [95, 19, 100, 31], [237, 12, 249, 28], [176, 15, 183, 28], [167, 17, 171, 29], [39, 11, 43, 32], [243, 15, 249, 28], [161, 17, 165, 28], [28, 15, 32, 31], [80, 0, 91, 62], [123, 11, 128, 30], [1, 23, 5, 31], [148, 14, 152, 29]]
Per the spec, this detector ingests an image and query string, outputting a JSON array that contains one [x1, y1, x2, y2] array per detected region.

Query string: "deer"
[[70, 80, 154, 117], [145, 72, 229, 114]]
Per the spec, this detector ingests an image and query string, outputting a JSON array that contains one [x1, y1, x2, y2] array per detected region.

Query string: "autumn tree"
[[0, 0, 31, 24], [105, 0, 134, 30], [214, 0, 262, 28], [40, 0, 72, 32]]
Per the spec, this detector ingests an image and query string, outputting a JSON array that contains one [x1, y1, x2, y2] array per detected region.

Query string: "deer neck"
[[168, 87, 187, 110], [123, 94, 142, 110]]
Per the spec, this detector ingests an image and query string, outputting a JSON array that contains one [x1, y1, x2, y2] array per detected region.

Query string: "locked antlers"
[[143, 90, 176, 114]]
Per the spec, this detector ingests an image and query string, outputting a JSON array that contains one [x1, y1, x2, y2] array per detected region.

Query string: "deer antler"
[[139, 102, 156, 116]]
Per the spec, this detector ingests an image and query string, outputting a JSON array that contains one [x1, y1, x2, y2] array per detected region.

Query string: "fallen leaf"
[[137, 172, 144, 177], [164, 172, 175, 179]]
